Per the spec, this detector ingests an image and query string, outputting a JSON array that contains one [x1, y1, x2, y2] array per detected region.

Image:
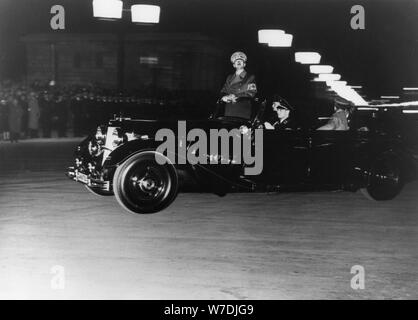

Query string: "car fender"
[[355, 145, 417, 187], [102, 139, 251, 194], [103, 139, 163, 167]]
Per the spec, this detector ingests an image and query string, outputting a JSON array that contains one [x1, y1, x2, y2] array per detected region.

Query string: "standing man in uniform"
[[27, 90, 40, 138], [8, 95, 23, 143], [39, 91, 53, 138], [220, 51, 257, 119]]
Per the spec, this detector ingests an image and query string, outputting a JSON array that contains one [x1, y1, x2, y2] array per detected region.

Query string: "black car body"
[[67, 101, 417, 214]]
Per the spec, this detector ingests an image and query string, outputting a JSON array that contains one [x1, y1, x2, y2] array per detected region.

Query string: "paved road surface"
[[0, 139, 417, 299]]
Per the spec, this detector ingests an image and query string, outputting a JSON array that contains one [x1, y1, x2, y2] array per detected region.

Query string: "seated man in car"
[[264, 95, 296, 130], [317, 98, 352, 131]]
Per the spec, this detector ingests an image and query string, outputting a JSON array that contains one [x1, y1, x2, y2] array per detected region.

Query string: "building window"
[[74, 53, 82, 68], [95, 53, 104, 68]]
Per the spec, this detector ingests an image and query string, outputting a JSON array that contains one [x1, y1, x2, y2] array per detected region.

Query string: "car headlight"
[[88, 140, 103, 157], [239, 125, 249, 135], [111, 128, 127, 148], [95, 126, 107, 145]]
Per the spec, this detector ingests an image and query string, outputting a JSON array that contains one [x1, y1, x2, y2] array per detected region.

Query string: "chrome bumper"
[[67, 167, 111, 191]]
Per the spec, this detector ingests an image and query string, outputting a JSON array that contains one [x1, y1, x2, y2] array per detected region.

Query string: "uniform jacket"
[[273, 117, 297, 130], [0, 104, 9, 131], [8, 100, 23, 133], [28, 96, 40, 130], [317, 109, 350, 131], [221, 71, 257, 99], [327, 110, 349, 130]]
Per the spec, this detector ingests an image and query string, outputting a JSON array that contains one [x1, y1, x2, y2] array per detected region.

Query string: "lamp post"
[[257, 29, 294, 97], [93, 0, 160, 23], [92, 0, 161, 90], [295, 52, 321, 65]]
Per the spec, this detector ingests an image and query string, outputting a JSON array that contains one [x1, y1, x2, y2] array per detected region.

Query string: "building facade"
[[22, 33, 226, 93]]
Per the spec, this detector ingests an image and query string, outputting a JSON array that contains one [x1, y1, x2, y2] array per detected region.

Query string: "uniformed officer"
[[317, 97, 352, 131], [220, 51, 257, 119], [264, 95, 296, 130]]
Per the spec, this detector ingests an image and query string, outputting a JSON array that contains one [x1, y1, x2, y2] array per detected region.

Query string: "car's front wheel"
[[360, 157, 404, 201], [113, 151, 179, 214]]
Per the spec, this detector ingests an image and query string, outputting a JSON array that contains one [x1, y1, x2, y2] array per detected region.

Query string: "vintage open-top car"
[[67, 99, 417, 214]]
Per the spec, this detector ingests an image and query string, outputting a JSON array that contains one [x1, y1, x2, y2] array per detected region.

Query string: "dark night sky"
[[0, 0, 417, 100]]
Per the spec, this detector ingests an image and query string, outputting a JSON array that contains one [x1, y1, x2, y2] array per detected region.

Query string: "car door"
[[309, 130, 354, 187], [259, 129, 310, 184]]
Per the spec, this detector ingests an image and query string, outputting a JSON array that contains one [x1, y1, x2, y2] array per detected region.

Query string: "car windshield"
[[212, 99, 263, 122], [215, 104, 253, 120], [211, 98, 309, 130]]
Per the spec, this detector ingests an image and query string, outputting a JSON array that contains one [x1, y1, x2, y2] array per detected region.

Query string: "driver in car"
[[220, 51, 257, 118], [264, 95, 296, 130]]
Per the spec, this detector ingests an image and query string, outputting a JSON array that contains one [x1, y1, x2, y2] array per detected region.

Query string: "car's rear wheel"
[[113, 151, 179, 214], [360, 157, 404, 201], [85, 185, 113, 197]]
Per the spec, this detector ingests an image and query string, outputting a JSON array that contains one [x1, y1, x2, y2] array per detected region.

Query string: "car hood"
[[108, 117, 251, 135]]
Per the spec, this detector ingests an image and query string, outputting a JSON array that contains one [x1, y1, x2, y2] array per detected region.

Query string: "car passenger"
[[317, 98, 352, 131], [220, 51, 257, 119]]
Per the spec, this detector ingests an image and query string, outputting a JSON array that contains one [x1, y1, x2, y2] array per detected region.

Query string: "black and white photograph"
[[0, 0, 417, 303]]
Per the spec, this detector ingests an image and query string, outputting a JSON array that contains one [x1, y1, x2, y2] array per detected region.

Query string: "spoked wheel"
[[360, 157, 404, 201], [113, 151, 179, 214], [85, 185, 114, 197]]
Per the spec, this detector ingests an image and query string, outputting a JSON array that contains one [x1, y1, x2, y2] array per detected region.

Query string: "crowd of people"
[[0, 80, 216, 143]]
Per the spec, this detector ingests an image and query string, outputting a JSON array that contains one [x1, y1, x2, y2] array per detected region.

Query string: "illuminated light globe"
[[326, 80, 347, 88], [267, 33, 293, 47], [329, 84, 368, 106], [317, 73, 341, 81], [258, 29, 285, 44], [93, 0, 123, 19], [131, 4, 160, 24], [380, 96, 400, 99], [295, 52, 321, 64], [310, 65, 334, 74]]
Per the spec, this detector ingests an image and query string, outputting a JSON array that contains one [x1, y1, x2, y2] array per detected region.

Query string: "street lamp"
[[329, 84, 368, 106], [314, 73, 341, 81], [380, 96, 400, 99], [93, 1, 161, 24], [258, 29, 285, 44], [92, 1, 161, 91], [326, 80, 347, 87], [310, 65, 334, 74], [258, 29, 293, 47], [267, 33, 293, 47], [93, 0, 123, 20], [295, 52, 321, 64], [131, 4, 160, 24]]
